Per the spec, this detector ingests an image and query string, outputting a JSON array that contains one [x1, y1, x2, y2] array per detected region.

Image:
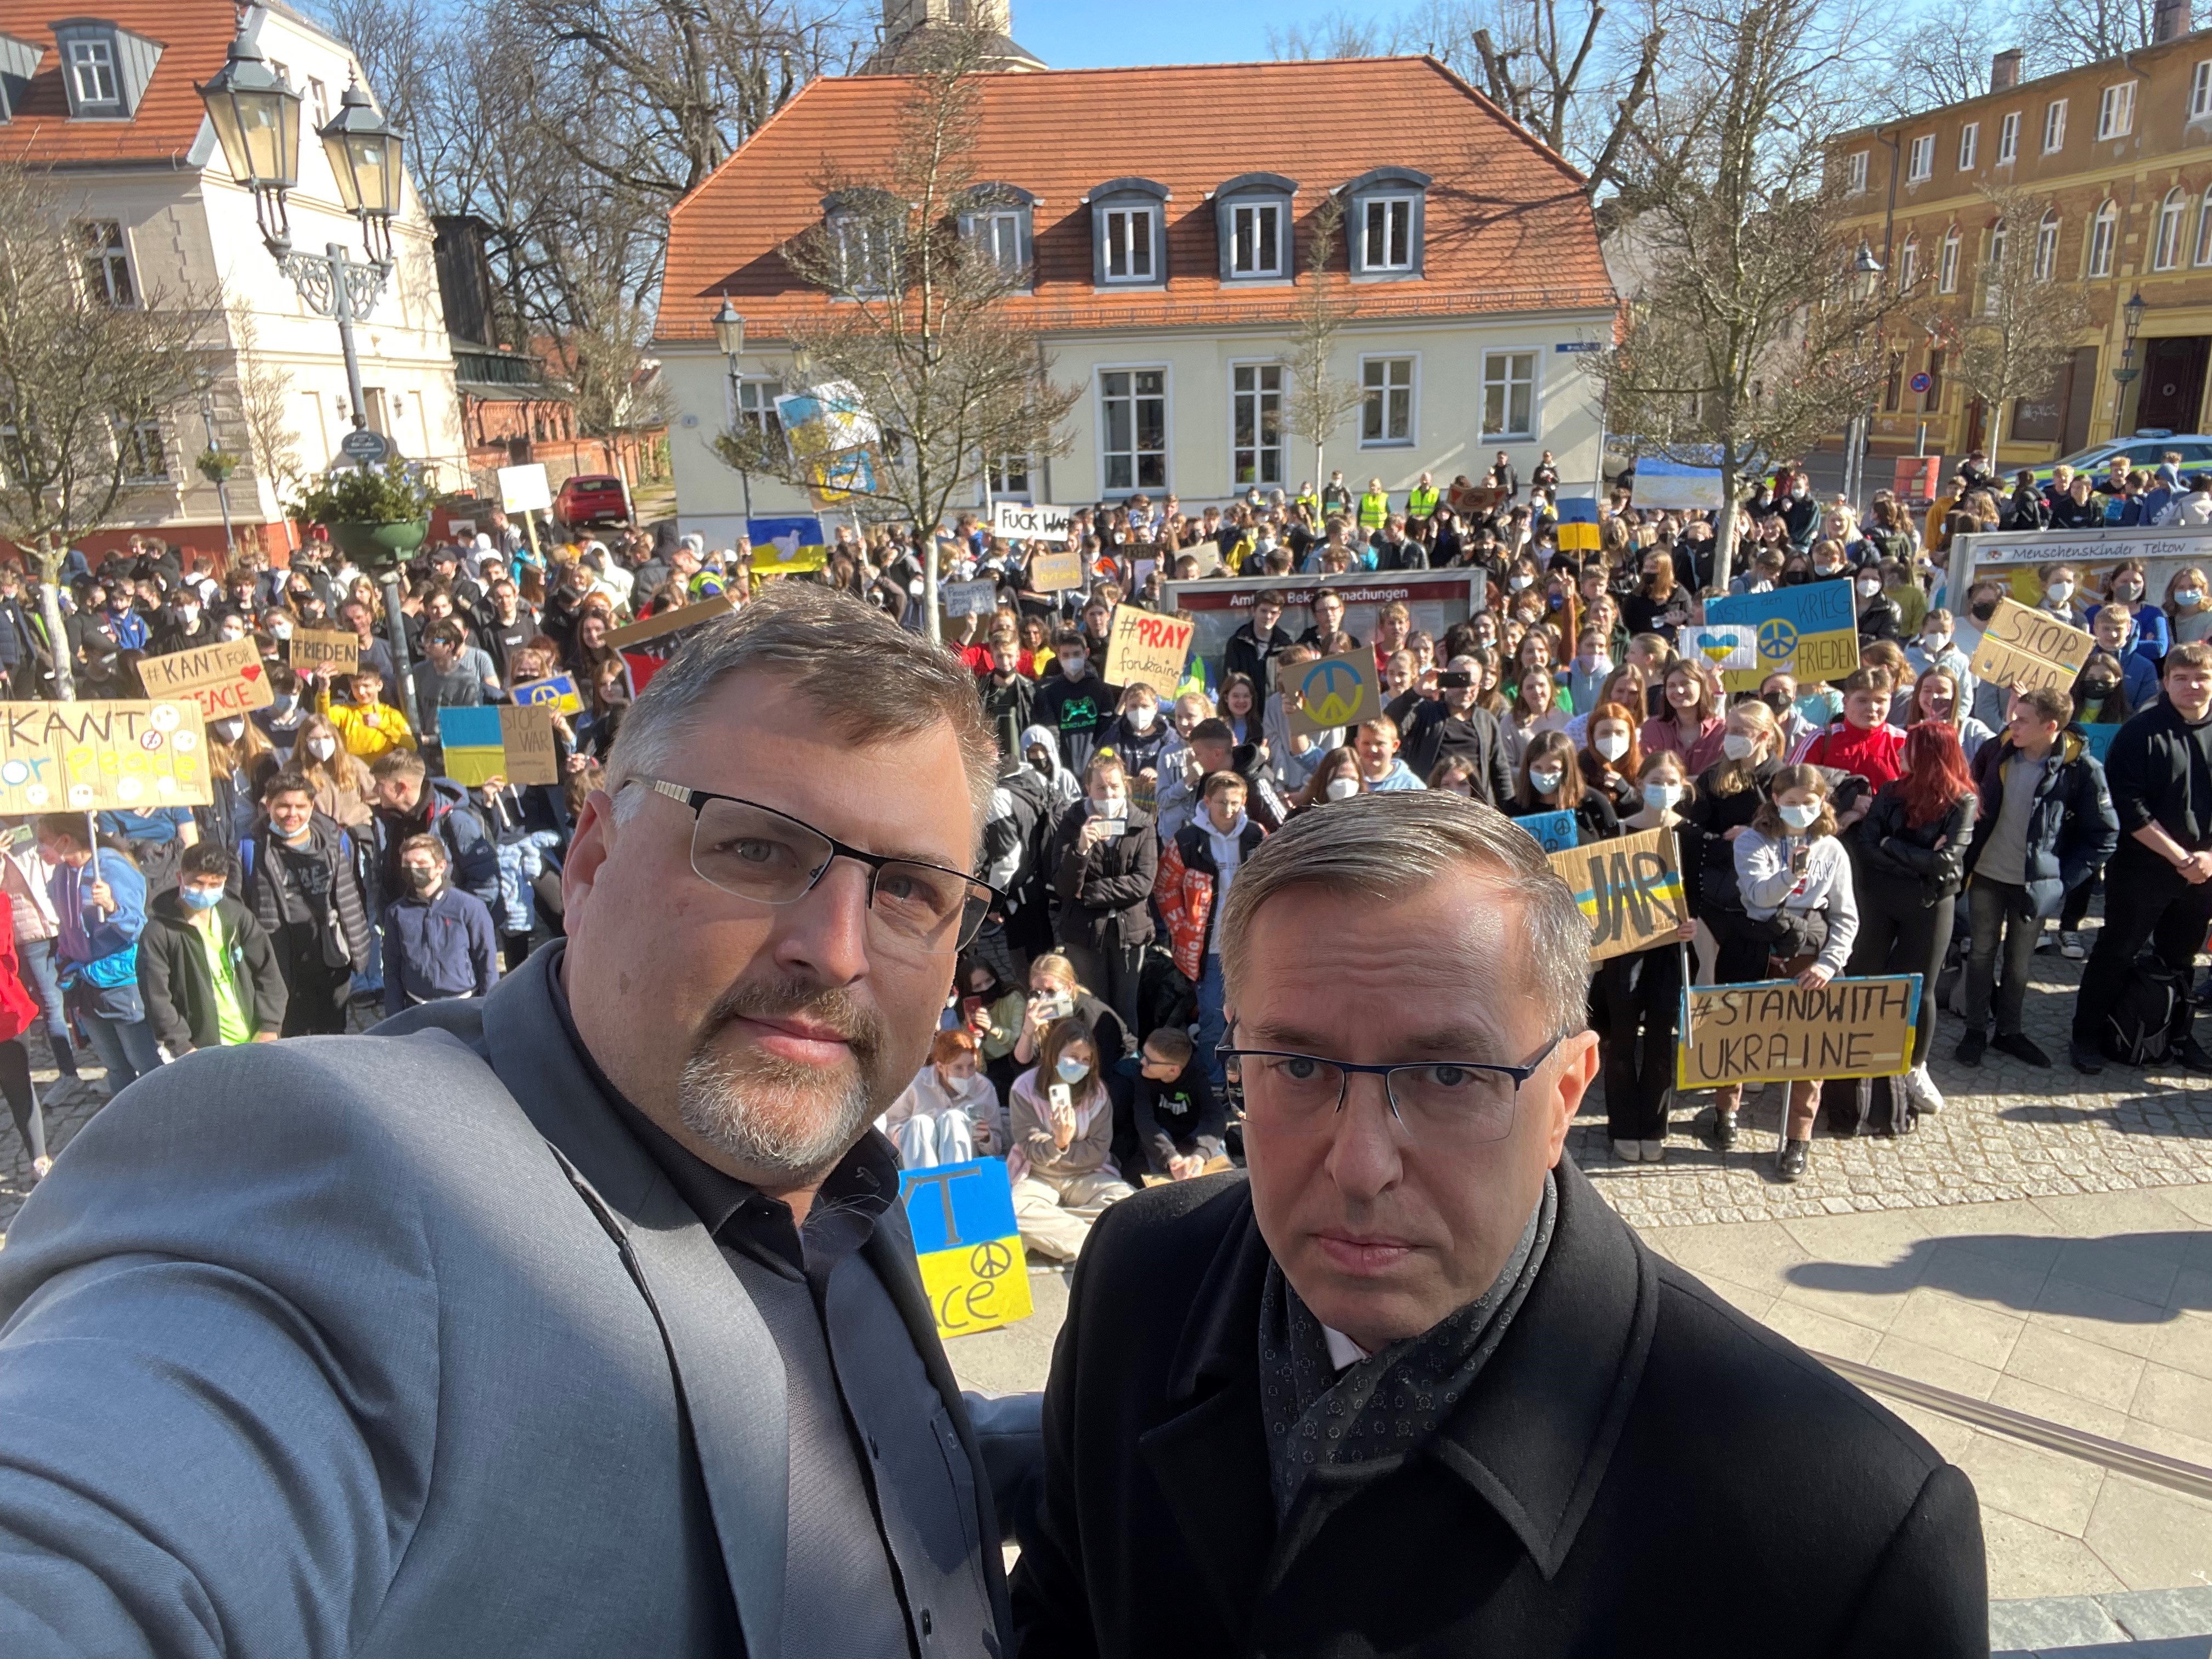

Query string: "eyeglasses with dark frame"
[[627, 778, 1001, 955], [1215, 1020, 1562, 1146]]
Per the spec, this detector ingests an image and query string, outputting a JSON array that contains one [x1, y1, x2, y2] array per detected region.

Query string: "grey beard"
[[677, 1044, 876, 1184]]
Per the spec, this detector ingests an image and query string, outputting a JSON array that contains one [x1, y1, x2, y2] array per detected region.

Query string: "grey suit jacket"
[[0, 946, 1023, 1658]]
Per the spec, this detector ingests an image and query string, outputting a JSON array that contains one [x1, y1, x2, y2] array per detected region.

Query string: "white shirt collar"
[[1321, 1324, 1370, 1372]]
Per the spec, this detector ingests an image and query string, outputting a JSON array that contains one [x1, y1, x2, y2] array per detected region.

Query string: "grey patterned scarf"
[[1257, 1171, 1557, 1522]]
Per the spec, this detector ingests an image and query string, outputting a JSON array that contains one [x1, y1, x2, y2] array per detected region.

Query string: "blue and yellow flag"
[[437, 706, 507, 787], [1555, 495, 1602, 552], [898, 1157, 1033, 1339]]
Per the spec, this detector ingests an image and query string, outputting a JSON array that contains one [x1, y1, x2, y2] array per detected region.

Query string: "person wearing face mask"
[[1566, 628, 1614, 714], [1594, 751, 1703, 1163], [1290, 746, 1366, 809], [1047, 755, 1156, 1032], [879, 1028, 1001, 1167], [380, 832, 498, 1017], [137, 842, 288, 1056], [1904, 607, 1974, 692], [1578, 700, 1643, 816], [1515, 729, 1618, 843], [1034, 627, 1122, 775], [250, 663, 309, 760], [288, 715, 376, 831], [1007, 1018, 1133, 1262], [2166, 565, 2212, 647], [1099, 684, 1172, 780], [2036, 563, 2089, 629], [149, 589, 217, 656], [1155, 770, 1265, 1091], [1685, 703, 1785, 1145]]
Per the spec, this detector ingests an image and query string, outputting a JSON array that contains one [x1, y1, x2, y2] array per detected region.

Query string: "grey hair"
[[605, 583, 998, 841], [1217, 791, 1592, 1041]]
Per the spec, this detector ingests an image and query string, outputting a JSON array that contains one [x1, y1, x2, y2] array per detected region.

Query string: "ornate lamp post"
[[713, 296, 755, 521]]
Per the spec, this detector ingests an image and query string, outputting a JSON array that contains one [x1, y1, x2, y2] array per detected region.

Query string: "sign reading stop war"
[[1968, 597, 2096, 695], [1279, 648, 1381, 737], [1549, 825, 1686, 962], [134, 637, 274, 716], [0, 700, 211, 811], [1677, 973, 1923, 1089], [1103, 603, 1195, 691], [899, 1157, 1032, 1339]]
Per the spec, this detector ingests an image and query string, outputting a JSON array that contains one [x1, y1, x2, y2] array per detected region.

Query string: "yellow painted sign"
[[1678, 974, 1922, 1089], [0, 700, 211, 811]]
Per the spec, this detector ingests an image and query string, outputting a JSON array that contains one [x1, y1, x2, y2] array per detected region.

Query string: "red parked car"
[[554, 473, 630, 526]]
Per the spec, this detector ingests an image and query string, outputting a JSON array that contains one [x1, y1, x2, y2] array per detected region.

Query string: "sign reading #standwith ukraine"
[[898, 1158, 1033, 1339], [1703, 582, 1860, 693]]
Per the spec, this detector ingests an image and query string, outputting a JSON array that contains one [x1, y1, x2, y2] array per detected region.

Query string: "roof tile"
[[0, 0, 237, 163]]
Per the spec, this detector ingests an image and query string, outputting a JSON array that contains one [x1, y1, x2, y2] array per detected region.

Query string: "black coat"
[[137, 889, 289, 1053], [1856, 783, 1975, 904], [1961, 728, 2120, 917], [1011, 1165, 1986, 1659], [1047, 805, 1158, 950], [1222, 623, 1292, 701], [1389, 693, 1516, 806]]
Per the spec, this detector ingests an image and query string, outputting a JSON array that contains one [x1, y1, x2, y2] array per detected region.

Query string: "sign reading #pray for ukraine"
[[1703, 582, 1860, 692], [898, 1158, 1033, 1339]]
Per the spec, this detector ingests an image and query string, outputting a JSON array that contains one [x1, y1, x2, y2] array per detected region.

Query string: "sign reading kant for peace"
[[1279, 648, 1381, 737], [1676, 973, 1922, 1090], [1703, 583, 1860, 693], [899, 1158, 1032, 1338], [0, 700, 211, 811], [1967, 597, 2095, 695], [133, 637, 274, 717], [1103, 603, 1196, 691], [1549, 825, 1686, 962]]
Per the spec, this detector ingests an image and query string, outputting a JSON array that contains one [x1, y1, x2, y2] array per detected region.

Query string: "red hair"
[[1578, 701, 1646, 788], [1899, 720, 1975, 827]]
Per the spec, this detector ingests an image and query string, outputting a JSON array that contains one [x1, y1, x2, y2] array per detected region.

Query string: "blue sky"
[[1015, 0, 1365, 68]]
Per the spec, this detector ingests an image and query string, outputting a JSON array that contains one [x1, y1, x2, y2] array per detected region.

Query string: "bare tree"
[[0, 167, 215, 696], [227, 299, 305, 507], [1283, 196, 1365, 490], [714, 26, 1080, 642], [1866, 0, 2017, 118], [1462, 0, 1665, 196], [1264, 8, 1395, 58], [1922, 185, 2095, 445], [2019, 0, 2154, 73]]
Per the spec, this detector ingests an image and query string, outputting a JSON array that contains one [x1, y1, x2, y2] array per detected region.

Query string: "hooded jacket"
[[1018, 723, 1083, 806], [137, 888, 289, 1052], [242, 812, 376, 978], [1155, 817, 1266, 981], [1961, 727, 2119, 917], [373, 778, 502, 913]]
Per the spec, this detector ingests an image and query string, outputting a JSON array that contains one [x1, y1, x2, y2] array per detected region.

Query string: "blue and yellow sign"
[[513, 673, 583, 716], [1704, 582, 1860, 693], [1511, 809, 1579, 853], [1555, 495, 1601, 552], [748, 515, 831, 577], [899, 1157, 1033, 1339], [436, 706, 509, 788]]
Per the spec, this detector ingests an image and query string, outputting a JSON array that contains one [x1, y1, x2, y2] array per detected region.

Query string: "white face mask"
[[1856, 577, 1881, 598], [1324, 775, 1360, 801], [1721, 732, 1756, 760], [306, 736, 336, 761], [2048, 581, 2074, 604], [1060, 652, 1087, 678], [1126, 704, 1157, 732], [2180, 589, 2205, 608], [1594, 731, 1629, 762], [1779, 800, 1821, 830], [1921, 634, 1949, 656], [1529, 767, 1564, 793], [1091, 794, 1127, 820], [1642, 781, 1684, 812], [1509, 573, 1533, 590]]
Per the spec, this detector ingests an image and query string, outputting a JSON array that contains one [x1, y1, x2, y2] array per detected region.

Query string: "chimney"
[[1990, 47, 2022, 91], [2156, 0, 2191, 42]]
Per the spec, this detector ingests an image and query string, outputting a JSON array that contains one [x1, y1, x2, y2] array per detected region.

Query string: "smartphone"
[[1096, 817, 1127, 838], [1048, 1082, 1073, 1113], [1438, 670, 1472, 689], [1790, 844, 1810, 875], [1037, 991, 1072, 1021]]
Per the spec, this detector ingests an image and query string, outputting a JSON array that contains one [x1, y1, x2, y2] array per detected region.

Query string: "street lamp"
[[198, 13, 419, 723], [2114, 289, 2148, 389], [714, 296, 754, 520], [1844, 242, 1887, 508], [194, 371, 237, 562]]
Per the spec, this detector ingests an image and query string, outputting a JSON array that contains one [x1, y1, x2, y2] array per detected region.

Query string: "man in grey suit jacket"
[[0, 585, 1032, 1657]]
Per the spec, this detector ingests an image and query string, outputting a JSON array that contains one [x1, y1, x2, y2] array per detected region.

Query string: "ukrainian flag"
[[437, 706, 506, 787], [1556, 495, 1601, 552], [898, 1157, 1033, 1339]]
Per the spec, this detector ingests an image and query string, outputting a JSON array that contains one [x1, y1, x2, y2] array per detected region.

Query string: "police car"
[[2023, 431, 2212, 488]]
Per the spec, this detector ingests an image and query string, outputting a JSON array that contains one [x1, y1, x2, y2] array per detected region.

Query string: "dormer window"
[[1341, 167, 1431, 280], [820, 188, 901, 296], [1088, 177, 1169, 288], [53, 20, 160, 119], [1213, 172, 1296, 283], [959, 184, 1035, 286], [68, 37, 115, 104]]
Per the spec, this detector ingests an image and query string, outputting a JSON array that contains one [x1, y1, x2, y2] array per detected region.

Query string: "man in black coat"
[[1011, 792, 1985, 1659], [1388, 656, 1516, 805], [1220, 591, 1292, 702]]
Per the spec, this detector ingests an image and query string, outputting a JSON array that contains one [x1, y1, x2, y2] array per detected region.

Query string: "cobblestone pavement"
[[1573, 925, 2212, 1230]]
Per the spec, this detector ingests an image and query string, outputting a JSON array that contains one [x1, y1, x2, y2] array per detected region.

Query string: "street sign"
[[1909, 371, 1933, 394], [340, 427, 390, 465]]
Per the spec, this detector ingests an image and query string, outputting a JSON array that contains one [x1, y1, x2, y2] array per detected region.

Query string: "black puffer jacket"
[[1854, 782, 1977, 905], [1047, 804, 1158, 950]]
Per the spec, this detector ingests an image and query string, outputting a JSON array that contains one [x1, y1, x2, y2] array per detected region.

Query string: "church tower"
[[871, 0, 1045, 71]]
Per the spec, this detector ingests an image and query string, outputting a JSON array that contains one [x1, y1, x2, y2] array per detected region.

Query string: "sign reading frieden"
[[1676, 973, 1922, 1089], [0, 700, 211, 810]]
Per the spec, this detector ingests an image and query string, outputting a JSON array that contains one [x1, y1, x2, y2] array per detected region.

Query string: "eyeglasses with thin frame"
[[626, 777, 1001, 956], [1216, 1021, 1562, 1146]]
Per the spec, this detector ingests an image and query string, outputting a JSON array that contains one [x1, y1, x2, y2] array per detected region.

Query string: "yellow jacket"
[[324, 692, 418, 762], [1407, 484, 1439, 517], [1358, 490, 1389, 529]]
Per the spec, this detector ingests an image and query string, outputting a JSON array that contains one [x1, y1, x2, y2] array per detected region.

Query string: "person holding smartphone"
[[1045, 755, 1157, 1030], [1007, 1018, 1134, 1262]]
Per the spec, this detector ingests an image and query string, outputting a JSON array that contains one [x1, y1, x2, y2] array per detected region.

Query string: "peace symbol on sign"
[[969, 1239, 1015, 1279]]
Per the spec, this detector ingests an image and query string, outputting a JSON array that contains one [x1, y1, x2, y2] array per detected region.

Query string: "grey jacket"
[[0, 945, 1029, 1658]]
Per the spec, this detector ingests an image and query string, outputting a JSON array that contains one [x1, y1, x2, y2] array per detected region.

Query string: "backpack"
[[2102, 960, 2191, 1065]]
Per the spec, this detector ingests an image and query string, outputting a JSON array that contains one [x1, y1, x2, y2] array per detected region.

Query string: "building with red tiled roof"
[[0, 0, 465, 562], [655, 53, 1617, 541]]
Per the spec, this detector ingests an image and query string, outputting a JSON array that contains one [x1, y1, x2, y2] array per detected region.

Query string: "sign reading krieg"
[[1677, 974, 1921, 1089], [899, 1158, 1032, 1338], [1968, 597, 2095, 695], [990, 501, 1074, 543], [0, 700, 210, 811], [1704, 583, 1860, 692], [1103, 603, 1195, 691], [1551, 825, 1687, 962], [133, 637, 274, 716]]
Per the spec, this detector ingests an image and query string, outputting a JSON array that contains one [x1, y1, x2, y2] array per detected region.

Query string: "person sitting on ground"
[[1007, 1015, 1135, 1263], [1132, 1025, 1225, 1182], [880, 1026, 1001, 1166]]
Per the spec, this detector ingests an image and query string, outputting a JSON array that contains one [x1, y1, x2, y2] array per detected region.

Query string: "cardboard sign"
[[899, 1157, 1032, 1339], [942, 579, 1000, 618], [1968, 597, 2096, 694], [134, 637, 274, 717], [497, 462, 551, 514], [1685, 624, 1757, 672], [1028, 549, 1084, 592], [289, 628, 359, 674], [1513, 809, 1580, 854], [497, 703, 560, 785], [1677, 973, 1922, 1090], [1279, 648, 1381, 737], [437, 703, 560, 788], [1550, 825, 1686, 963], [0, 699, 211, 810], [1103, 603, 1196, 692], [513, 673, 583, 717], [1703, 583, 1860, 692], [990, 501, 1074, 543], [606, 595, 739, 648]]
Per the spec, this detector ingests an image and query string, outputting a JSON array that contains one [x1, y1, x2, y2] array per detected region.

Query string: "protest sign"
[[1554, 496, 1601, 552], [899, 1158, 1032, 1338], [0, 700, 210, 811], [513, 673, 583, 716], [942, 580, 999, 618], [288, 628, 358, 674], [990, 501, 1074, 542], [607, 595, 738, 648], [497, 462, 552, 514], [1703, 583, 1860, 692], [1550, 825, 1686, 962], [1279, 648, 1381, 737], [1029, 549, 1084, 591], [499, 704, 561, 785], [1676, 974, 1922, 1090], [1512, 810, 1579, 853], [747, 515, 830, 577], [1104, 604, 1196, 691], [1968, 597, 2095, 694], [437, 707, 509, 787], [2082, 723, 2119, 763], [1630, 453, 1725, 511], [134, 637, 274, 717], [1683, 623, 1758, 673]]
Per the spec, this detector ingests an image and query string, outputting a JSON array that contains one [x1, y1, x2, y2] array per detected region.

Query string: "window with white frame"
[[1231, 363, 1285, 486], [733, 378, 784, 447], [1845, 149, 1868, 193], [1363, 196, 1415, 270], [2198, 186, 2212, 265], [2196, 60, 2212, 119], [77, 220, 132, 306], [1101, 206, 1156, 282], [117, 416, 165, 482], [1481, 351, 1535, 439], [831, 215, 894, 292], [307, 75, 329, 128], [2035, 210, 2061, 279], [2157, 188, 2188, 270], [1984, 220, 2006, 315], [973, 208, 1023, 275], [1906, 134, 1934, 181], [989, 454, 1032, 496], [1100, 368, 1167, 491], [2089, 200, 2117, 276], [2097, 81, 2134, 140], [1998, 110, 2020, 162], [2044, 98, 2067, 152], [1361, 356, 1415, 445], [67, 37, 117, 106], [1938, 228, 1961, 292], [1958, 121, 1978, 169], [1230, 201, 1283, 277], [1898, 235, 1920, 291]]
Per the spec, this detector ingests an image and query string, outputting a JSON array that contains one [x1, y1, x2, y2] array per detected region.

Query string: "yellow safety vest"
[[1294, 489, 1320, 519], [1358, 490, 1389, 529], [1407, 484, 1439, 517]]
